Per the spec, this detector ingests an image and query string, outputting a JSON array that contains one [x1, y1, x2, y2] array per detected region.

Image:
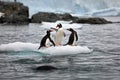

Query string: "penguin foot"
[[55, 44, 63, 46], [45, 46, 50, 48]]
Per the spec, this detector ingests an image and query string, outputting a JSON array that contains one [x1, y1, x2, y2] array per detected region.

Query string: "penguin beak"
[[67, 28, 70, 31]]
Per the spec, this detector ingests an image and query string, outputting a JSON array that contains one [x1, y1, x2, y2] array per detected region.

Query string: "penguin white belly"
[[72, 34, 76, 46], [55, 28, 64, 45], [45, 38, 50, 46]]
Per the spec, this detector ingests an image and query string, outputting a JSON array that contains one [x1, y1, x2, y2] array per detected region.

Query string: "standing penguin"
[[38, 30, 55, 49], [51, 23, 66, 46], [66, 28, 78, 46]]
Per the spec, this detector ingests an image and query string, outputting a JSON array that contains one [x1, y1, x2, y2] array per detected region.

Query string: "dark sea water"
[[0, 17, 120, 80]]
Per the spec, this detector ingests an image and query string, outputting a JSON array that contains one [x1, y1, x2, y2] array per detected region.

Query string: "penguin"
[[66, 28, 78, 46], [38, 30, 55, 49], [51, 23, 66, 46]]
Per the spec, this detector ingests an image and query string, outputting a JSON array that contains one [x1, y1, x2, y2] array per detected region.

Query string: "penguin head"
[[67, 28, 74, 32], [46, 30, 52, 34], [56, 23, 62, 28]]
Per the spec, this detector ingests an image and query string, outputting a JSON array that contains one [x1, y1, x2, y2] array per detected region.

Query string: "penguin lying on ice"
[[38, 30, 55, 49], [65, 28, 78, 46]]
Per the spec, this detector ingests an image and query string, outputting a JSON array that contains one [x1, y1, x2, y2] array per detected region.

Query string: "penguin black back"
[[66, 28, 78, 45], [38, 30, 55, 49]]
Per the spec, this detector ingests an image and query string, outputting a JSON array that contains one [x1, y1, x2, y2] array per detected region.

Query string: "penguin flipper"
[[38, 46, 42, 50], [38, 46, 41, 50], [51, 27, 58, 32], [49, 37, 55, 46], [75, 32, 78, 41]]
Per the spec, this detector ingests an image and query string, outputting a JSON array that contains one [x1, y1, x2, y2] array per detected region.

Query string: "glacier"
[[3, 0, 120, 17]]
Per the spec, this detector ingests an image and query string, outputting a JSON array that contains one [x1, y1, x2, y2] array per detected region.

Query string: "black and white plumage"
[[66, 28, 78, 46], [38, 30, 55, 49], [51, 23, 66, 46]]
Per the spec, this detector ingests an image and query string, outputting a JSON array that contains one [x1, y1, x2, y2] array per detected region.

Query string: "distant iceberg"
[[90, 8, 120, 16], [8, 0, 120, 17]]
